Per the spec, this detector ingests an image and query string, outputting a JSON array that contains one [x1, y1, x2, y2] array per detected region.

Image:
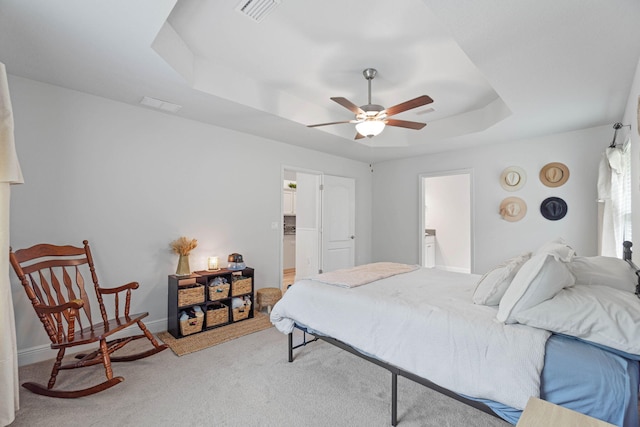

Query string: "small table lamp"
[[207, 256, 220, 271]]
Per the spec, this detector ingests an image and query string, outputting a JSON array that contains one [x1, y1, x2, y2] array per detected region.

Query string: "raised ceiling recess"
[[154, 0, 513, 148]]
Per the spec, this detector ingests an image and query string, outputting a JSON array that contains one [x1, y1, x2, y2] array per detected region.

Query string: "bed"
[[270, 239, 640, 426]]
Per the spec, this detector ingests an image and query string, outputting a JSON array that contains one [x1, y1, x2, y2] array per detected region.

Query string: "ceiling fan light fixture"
[[307, 68, 431, 140], [356, 120, 385, 138]]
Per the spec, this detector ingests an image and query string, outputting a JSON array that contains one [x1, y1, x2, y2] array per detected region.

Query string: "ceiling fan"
[[308, 68, 434, 140]]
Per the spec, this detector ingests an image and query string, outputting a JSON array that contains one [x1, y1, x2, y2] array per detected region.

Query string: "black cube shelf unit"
[[167, 267, 255, 339]]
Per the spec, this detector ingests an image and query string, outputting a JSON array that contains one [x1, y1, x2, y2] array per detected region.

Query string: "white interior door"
[[321, 175, 355, 273], [295, 173, 321, 279]]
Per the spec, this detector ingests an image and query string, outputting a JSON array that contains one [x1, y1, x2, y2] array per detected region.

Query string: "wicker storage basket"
[[256, 287, 282, 312], [178, 285, 205, 307], [180, 314, 203, 336], [232, 304, 250, 321], [208, 283, 230, 301], [231, 277, 252, 296], [206, 303, 228, 327]]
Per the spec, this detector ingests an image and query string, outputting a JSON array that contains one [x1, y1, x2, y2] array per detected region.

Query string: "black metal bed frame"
[[622, 241, 640, 298], [287, 327, 500, 426], [287, 241, 640, 426]]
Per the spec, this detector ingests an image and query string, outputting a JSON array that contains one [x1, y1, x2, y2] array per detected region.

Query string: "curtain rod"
[[609, 122, 631, 148]]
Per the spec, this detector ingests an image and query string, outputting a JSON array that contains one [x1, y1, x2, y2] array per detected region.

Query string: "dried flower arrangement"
[[170, 236, 198, 256]]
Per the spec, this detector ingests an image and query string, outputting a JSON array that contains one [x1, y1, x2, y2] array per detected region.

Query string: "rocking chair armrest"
[[98, 282, 139, 318], [98, 281, 140, 295], [34, 299, 84, 315]]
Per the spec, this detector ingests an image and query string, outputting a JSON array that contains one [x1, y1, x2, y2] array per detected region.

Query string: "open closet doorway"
[[282, 169, 298, 289], [281, 168, 356, 291], [419, 170, 474, 273], [282, 168, 322, 291]]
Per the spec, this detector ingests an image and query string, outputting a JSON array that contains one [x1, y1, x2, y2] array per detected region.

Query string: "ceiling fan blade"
[[331, 97, 364, 115], [385, 118, 427, 130], [354, 132, 366, 140], [385, 95, 434, 117], [307, 120, 356, 128]]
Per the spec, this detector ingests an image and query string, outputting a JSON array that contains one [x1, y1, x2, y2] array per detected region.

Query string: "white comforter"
[[270, 267, 550, 410]]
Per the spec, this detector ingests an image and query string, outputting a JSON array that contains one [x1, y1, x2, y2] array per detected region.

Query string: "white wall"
[[8, 76, 372, 361], [373, 125, 610, 274]]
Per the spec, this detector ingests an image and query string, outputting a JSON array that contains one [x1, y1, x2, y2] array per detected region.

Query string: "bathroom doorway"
[[419, 170, 474, 273]]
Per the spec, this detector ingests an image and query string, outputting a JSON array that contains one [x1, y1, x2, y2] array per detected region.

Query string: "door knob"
[[350, 235, 355, 239]]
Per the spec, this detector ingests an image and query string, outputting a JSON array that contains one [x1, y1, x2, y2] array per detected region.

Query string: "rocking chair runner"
[[9, 240, 168, 398]]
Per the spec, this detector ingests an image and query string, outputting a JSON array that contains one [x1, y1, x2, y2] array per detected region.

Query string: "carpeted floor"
[[157, 312, 273, 356], [11, 328, 510, 427]]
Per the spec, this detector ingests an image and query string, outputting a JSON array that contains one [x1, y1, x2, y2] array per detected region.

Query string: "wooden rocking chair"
[[9, 240, 168, 398]]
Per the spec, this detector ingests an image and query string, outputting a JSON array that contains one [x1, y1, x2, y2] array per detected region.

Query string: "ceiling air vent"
[[235, 0, 281, 23]]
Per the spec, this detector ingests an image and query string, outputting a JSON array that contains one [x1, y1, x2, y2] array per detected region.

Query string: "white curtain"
[[597, 138, 631, 258], [0, 62, 24, 426]]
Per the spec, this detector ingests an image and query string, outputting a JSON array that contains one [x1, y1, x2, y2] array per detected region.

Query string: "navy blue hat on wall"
[[540, 197, 567, 221]]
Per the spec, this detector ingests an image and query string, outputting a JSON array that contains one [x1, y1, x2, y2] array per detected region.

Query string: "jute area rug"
[[157, 311, 273, 356]]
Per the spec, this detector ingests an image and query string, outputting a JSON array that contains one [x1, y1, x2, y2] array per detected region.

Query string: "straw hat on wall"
[[500, 166, 526, 191], [539, 162, 569, 187], [499, 197, 527, 222]]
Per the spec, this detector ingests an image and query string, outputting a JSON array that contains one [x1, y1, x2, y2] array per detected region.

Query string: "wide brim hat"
[[499, 197, 527, 222], [540, 197, 567, 221], [539, 162, 570, 187], [500, 166, 526, 191]]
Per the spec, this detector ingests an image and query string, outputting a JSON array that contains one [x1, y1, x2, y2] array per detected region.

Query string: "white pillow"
[[568, 256, 637, 293], [513, 285, 640, 356], [535, 237, 576, 262], [497, 253, 575, 324], [473, 253, 532, 306]]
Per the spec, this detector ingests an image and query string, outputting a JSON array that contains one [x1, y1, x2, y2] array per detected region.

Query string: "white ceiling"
[[1, 0, 640, 163]]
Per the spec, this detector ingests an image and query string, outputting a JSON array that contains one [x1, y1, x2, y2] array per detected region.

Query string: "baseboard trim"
[[17, 317, 167, 367]]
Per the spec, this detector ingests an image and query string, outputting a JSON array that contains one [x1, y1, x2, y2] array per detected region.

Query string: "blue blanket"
[[477, 334, 639, 426]]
